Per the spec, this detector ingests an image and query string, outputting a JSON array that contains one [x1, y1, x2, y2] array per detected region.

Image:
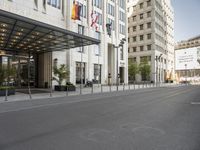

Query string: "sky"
[[172, 0, 200, 42]]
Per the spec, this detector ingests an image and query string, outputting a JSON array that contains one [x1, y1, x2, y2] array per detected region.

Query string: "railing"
[[0, 82, 195, 102]]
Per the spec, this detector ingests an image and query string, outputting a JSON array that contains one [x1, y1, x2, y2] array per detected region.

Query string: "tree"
[[139, 59, 151, 81], [53, 64, 69, 86], [128, 60, 138, 82], [0, 65, 16, 86]]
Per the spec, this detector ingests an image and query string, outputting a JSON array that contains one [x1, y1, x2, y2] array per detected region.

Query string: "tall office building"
[[0, 0, 128, 88], [127, 0, 174, 83]]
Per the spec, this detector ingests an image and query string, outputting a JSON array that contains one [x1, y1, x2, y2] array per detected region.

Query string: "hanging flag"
[[91, 11, 99, 31], [71, 1, 82, 20], [71, 1, 76, 20]]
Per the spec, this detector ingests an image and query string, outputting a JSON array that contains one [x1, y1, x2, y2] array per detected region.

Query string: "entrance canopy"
[[0, 10, 100, 54]]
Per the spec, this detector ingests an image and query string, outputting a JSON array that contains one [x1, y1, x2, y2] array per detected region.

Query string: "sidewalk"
[[0, 83, 192, 103]]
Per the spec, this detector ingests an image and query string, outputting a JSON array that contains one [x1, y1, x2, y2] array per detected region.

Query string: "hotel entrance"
[[0, 9, 100, 98], [0, 52, 52, 89]]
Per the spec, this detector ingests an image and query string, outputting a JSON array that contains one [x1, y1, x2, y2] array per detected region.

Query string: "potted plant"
[[53, 64, 70, 91], [65, 82, 76, 91], [0, 65, 16, 96]]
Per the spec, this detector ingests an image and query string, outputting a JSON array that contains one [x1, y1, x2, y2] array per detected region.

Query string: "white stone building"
[[0, 0, 128, 88], [127, 0, 174, 83]]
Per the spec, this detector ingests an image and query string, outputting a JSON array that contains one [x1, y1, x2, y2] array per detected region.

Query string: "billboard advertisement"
[[175, 47, 200, 70]]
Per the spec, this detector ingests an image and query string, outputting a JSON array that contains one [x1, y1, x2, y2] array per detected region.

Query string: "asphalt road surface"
[[0, 85, 200, 150]]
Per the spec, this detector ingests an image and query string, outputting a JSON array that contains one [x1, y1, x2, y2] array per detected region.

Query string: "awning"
[[0, 10, 100, 54]]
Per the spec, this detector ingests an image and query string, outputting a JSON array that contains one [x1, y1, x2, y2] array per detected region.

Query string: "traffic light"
[[106, 23, 112, 37]]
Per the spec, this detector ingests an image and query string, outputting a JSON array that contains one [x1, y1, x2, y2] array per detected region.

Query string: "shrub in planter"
[[53, 64, 70, 91], [0, 86, 15, 96], [65, 82, 76, 91]]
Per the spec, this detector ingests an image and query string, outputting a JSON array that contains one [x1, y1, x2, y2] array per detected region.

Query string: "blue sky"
[[172, 0, 200, 42]]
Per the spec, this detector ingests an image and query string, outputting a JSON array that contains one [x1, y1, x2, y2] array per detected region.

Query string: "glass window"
[[140, 35, 143, 41], [140, 3, 143, 9], [147, 45, 151, 50], [133, 36, 136, 42], [133, 26, 136, 32], [140, 24, 143, 30], [147, 11, 151, 17], [94, 64, 101, 83], [147, 22, 151, 28], [140, 14, 143, 19], [140, 46, 144, 51], [48, 0, 61, 9], [147, 33, 151, 39], [147, 0, 151, 6]]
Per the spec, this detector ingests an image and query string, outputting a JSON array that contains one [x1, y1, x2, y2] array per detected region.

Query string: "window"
[[132, 16, 136, 21], [120, 46, 124, 60], [94, 32, 101, 55], [147, 0, 151, 6], [133, 36, 136, 42], [107, 18, 115, 30], [140, 46, 144, 51], [129, 57, 136, 63], [140, 14, 143, 19], [78, 25, 84, 53], [140, 3, 143, 9], [140, 56, 147, 62], [76, 62, 86, 84], [48, 0, 61, 9], [107, 3, 115, 16], [93, 0, 103, 9], [140, 35, 143, 41], [119, 0, 125, 9], [147, 22, 151, 28], [133, 26, 136, 32], [133, 47, 137, 52], [140, 24, 144, 30], [119, 24, 125, 35], [147, 45, 151, 50], [119, 11, 125, 22], [147, 33, 151, 39], [78, 25, 84, 35], [147, 11, 151, 17], [94, 64, 101, 83], [95, 11, 102, 25]]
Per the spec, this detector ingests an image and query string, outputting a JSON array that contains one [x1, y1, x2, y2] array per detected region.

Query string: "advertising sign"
[[175, 47, 200, 70]]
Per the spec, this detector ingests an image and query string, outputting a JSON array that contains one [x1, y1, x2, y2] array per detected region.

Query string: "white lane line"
[[191, 102, 200, 105]]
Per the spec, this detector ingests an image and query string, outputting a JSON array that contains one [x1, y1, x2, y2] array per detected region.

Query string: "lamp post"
[[155, 54, 162, 86], [114, 38, 126, 91]]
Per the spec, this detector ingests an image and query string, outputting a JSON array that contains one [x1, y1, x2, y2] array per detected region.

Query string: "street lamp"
[[114, 38, 126, 91], [155, 54, 162, 86]]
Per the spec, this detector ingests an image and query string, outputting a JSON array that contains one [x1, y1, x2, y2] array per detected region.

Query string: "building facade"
[[127, 0, 174, 83], [175, 35, 200, 82], [0, 0, 128, 88]]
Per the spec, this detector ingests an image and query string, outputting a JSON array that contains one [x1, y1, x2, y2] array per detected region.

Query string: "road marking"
[[191, 102, 200, 105]]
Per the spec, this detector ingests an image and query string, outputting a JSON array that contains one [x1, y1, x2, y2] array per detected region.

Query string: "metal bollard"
[[101, 84, 103, 93], [5, 87, 8, 101], [28, 87, 32, 99], [66, 86, 68, 96], [123, 83, 125, 91], [80, 84, 82, 95], [110, 85, 111, 92], [91, 84, 94, 94], [129, 83, 130, 90]]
